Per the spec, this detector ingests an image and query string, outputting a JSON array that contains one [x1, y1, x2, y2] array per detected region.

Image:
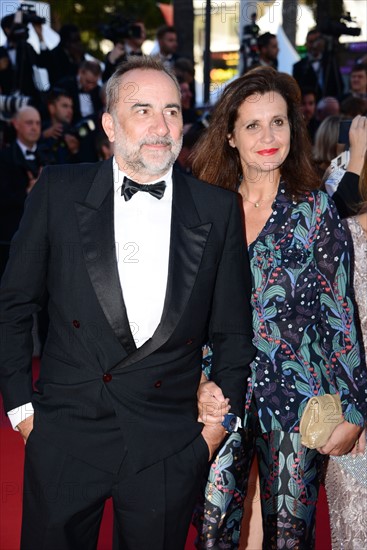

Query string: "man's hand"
[[107, 43, 126, 64], [201, 424, 226, 461], [317, 420, 364, 456], [42, 123, 64, 140], [17, 414, 34, 444], [197, 376, 230, 425]]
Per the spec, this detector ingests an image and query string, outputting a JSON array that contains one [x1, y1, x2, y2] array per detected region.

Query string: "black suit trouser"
[[21, 428, 209, 550]]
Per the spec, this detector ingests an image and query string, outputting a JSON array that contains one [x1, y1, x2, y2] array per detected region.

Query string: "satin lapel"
[[115, 171, 212, 370], [74, 159, 136, 354]]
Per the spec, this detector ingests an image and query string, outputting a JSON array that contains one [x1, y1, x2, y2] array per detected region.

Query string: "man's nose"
[[150, 113, 169, 136]]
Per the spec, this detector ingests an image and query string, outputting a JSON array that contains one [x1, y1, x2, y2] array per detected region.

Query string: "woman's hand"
[[317, 421, 364, 456], [197, 374, 230, 425]]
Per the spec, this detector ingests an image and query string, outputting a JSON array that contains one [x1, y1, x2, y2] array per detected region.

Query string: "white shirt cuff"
[[7, 403, 34, 430]]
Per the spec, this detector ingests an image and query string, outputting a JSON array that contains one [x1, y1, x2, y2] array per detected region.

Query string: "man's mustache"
[[139, 138, 174, 147]]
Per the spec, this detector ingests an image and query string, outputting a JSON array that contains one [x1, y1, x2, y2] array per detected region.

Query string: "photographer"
[[0, 8, 50, 108], [45, 24, 86, 86], [293, 28, 344, 100], [39, 88, 80, 165], [101, 18, 146, 82], [251, 32, 279, 70]]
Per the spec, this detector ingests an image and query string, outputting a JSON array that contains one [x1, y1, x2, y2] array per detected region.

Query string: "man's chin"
[[141, 156, 176, 175]]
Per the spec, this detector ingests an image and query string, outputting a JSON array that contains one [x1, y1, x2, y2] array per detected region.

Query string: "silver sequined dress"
[[325, 216, 367, 550]]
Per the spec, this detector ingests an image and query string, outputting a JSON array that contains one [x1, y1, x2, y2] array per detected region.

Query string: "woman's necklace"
[[242, 186, 278, 208]]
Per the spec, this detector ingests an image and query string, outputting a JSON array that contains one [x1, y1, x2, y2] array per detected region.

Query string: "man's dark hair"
[[79, 60, 102, 76], [257, 32, 276, 50], [105, 55, 179, 114], [156, 25, 177, 40], [46, 87, 73, 106], [350, 63, 367, 76]]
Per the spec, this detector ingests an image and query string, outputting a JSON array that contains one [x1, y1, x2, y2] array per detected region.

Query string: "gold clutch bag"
[[300, 394, 343, 449]]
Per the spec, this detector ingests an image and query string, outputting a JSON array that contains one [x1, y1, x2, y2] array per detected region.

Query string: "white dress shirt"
[[8, 156, 173, 428], [113, 157, 172, 347]]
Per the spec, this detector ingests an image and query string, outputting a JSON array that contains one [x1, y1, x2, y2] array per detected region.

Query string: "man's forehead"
[[118, 70, 179, 100]]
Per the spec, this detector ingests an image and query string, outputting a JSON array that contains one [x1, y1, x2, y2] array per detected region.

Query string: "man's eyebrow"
[[131, 102, 181, 111], [165, 103, 181, 111]]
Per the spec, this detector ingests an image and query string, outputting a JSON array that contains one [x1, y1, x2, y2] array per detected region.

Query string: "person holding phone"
[[325, 115, 367, 218]]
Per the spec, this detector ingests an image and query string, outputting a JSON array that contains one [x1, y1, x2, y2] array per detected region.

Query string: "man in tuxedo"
[[0, 105, 43, 277], [56, 60, 103, 125], [0, 56, 255, 550], [293, 28, 344, 100]]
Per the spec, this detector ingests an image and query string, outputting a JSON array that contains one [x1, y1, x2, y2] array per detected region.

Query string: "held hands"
[[197, 375, 230, 460], [16, 414, 34, 444], [197, 375, 230, 425], [317, 421, 365, 456]]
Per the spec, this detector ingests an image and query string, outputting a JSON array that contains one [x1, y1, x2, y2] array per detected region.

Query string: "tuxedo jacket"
[[0, 160, 255, 473], [0, 142, 44, 243], [292, 55, 344, 99], [55, 75, 103, 125]]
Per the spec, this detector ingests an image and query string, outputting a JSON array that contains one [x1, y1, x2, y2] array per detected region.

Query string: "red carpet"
[[0, 359, 331, 550]]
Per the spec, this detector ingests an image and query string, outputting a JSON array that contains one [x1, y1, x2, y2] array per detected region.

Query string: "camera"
[[63, 118, 96, 140], [0, 94, 31, 115], [7, 3, 46, 42], [99, 15, 143, 45], [319, 12, 361, 39]]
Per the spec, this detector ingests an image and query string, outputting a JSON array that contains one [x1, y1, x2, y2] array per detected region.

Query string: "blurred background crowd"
[[0, 3, 366, 549], [0, 0, 366, 304]]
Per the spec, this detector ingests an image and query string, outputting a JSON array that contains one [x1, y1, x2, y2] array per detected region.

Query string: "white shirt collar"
[[17, 140, 36, 156]]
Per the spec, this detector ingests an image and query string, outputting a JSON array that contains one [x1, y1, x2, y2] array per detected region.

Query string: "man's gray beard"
[[116, 135, 183, 178]]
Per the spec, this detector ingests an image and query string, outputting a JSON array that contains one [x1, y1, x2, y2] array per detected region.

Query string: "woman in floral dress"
[[192, 68, 366, 549]]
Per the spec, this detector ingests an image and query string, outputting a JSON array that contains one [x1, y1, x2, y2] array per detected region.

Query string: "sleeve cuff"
[[7, 403, 34, 430]]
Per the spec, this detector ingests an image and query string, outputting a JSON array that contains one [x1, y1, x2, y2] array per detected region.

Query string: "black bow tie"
[[121, 176, 166, 201], [25, 149, 36, 156]]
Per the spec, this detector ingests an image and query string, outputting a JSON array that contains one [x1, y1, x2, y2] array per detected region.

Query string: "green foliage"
[[49, 0, 166, 59]]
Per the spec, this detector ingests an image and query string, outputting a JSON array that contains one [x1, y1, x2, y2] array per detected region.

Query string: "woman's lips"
[[257, 148, 279, 156]]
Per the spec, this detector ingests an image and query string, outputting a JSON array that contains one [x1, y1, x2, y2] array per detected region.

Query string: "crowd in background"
[[0, 11, 367, 549]]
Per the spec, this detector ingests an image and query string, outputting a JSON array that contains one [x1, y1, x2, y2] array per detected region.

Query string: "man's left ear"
[[101, 112, 115, 143]]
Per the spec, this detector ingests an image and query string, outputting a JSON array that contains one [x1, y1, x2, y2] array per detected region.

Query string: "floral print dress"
[[195, 184, 366, 549]]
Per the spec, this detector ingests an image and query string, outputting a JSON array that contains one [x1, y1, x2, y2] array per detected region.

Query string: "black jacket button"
[[154, 380, 162, 388], [72, 320, 80, 328], [103, 373, 112, 383]]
